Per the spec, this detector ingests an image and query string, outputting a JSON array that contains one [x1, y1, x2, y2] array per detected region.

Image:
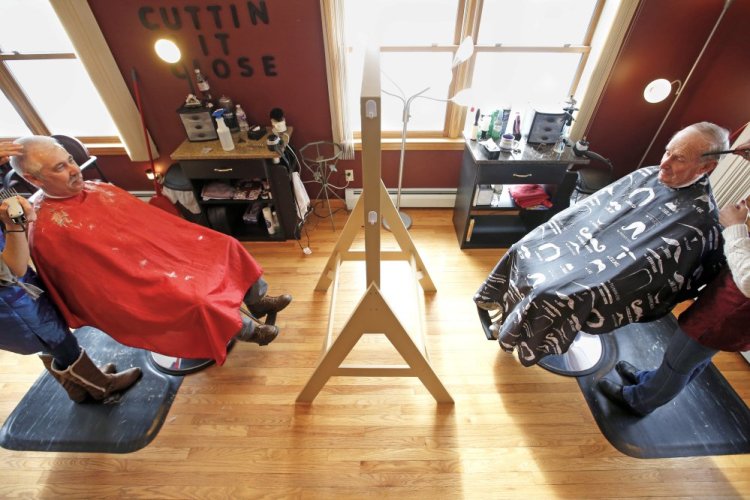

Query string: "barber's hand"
[[735, 141, 750, 160], [719, 199, 749, 227], [0, 196, 35, 229], [0, 142, 23, 165]]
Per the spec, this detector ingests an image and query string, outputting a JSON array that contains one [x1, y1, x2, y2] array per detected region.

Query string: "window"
[[327, 0, 624, 146], [0, 0, 119, 145]]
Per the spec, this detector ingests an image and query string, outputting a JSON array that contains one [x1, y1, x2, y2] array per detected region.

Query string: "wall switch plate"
[[345, 170, 354, 181]]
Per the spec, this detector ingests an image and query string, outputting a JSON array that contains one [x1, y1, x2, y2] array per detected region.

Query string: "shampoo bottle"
[[212, 109, 235, 151]]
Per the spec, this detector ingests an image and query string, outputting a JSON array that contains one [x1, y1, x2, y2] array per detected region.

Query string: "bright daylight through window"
[[0, 0, 117, 141], [342, 0, 603, 139]]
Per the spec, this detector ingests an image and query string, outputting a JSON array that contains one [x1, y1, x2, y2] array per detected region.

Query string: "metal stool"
[[299, 141, 344, 230]]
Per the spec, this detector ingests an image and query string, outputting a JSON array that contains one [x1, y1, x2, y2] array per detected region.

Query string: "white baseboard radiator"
[[345, 187, 457, 210]]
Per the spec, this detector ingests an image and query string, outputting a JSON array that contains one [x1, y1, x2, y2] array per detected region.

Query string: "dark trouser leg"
[[622, 326, 717, 415], [41, 332, 81, 369], [243, 277, 269, 309], [243, 277, 292, 318]]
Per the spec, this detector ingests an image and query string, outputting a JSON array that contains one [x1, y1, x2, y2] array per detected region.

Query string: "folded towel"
[[508, 184, 552, 208]]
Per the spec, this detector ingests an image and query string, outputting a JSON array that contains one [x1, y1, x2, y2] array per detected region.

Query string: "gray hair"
[[681, 122, 730, 162], [9, 136, 65, 176]]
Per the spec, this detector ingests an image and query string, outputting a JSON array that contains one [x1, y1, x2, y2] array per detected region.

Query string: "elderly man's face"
[[23, 145, 83, 198], [658, 129, 716, 188]]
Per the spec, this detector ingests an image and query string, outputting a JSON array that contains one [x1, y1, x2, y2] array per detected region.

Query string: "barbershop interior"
[[1, 0, 750, 497]]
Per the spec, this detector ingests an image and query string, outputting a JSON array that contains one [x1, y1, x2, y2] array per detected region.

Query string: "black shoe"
[[249, 294, 292, 318], [598, 379, 629, 407], [615, 360, 639, 385]]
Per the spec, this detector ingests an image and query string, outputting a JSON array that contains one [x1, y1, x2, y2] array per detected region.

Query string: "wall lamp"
[[154, 38, 195, 97], [145, 168, 158, 181], [643, 78, 683, 104], [637, 0, 732, 168]]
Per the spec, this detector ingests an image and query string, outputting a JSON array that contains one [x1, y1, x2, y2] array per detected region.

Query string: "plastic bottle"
[[236, 104, 250, 132], [479, 114, 491, 140], [212, 109, 235, 151], [194, 69, 210, 93], [512, 112, 522, 141], [262, 206, 276, 235], [492, 107, 510, 141], [489, 109, 499, 139]]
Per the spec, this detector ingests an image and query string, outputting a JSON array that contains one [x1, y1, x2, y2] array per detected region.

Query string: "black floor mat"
[[0, 327, 182, 454], [578, 315, 750, 459]]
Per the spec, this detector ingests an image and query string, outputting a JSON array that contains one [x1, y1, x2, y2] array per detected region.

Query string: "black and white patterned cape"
[[474, 166, 725, 366]]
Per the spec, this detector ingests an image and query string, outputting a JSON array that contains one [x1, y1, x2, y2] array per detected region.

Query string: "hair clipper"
[[1, 190, 26, 225]]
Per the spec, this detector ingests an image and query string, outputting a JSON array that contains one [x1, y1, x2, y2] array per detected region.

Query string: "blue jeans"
[[240, 277, 269, 335], [622, 326, 718, 415], [243, 277, 268, 308]]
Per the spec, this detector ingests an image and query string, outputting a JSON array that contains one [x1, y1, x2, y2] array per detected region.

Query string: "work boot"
[[236, 316, 280, 346], [54, 349, 142, 401], [249, 294, 292, 318], [615, 360, 640, 385], [39, 353, 116, 403]]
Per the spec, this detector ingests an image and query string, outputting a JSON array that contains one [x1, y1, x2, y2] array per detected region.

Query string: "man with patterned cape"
[[11, 136, 292, 365], [474, 122, 729, 366]]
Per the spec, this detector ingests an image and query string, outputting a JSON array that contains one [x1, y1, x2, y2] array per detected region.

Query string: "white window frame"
[[0, 0, 157, 161], [322, 0, 637, 151]]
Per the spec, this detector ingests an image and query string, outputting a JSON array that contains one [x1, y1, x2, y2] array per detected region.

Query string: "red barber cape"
[[29, 182, 263, 364]]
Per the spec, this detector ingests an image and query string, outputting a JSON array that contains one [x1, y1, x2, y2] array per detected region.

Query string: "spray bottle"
[[212, 109, 235, 151]]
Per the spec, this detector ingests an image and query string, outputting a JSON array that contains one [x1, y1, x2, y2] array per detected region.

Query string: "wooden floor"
[[0, 206, 749, 498]]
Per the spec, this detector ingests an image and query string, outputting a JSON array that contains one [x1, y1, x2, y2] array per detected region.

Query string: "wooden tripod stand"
[[296, 48, 452, 404]]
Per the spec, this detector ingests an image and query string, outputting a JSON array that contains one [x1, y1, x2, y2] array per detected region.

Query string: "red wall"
[[90, 0, 750, 191], [585, 0, 750, 178], [88, 0, 332, 190]]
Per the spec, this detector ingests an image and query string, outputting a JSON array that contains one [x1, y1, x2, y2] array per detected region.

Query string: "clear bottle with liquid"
[[194, 68, 210, 93], [236, 104, 250, 132]]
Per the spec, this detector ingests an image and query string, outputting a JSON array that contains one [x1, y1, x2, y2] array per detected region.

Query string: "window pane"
[[478, 0, 598, 46], [344, 0, 458, 46], [348, 52, 453, 132], [7, 60, 118, 137], [470, 52, 581, 113], [0, 92, 31, 137], [0, 0, 74, 53]]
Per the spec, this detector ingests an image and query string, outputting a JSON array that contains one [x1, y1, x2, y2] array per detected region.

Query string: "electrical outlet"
[[345, 170, 354, 182]]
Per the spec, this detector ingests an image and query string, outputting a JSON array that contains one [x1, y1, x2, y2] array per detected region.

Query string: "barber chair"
[[477, 144, 615, 377], [4, 136, 227, 376], [3, 135, 108, 195], [568, 141, 614, 204]]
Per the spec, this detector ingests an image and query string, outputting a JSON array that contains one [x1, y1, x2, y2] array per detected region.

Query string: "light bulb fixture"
[[643, 78, 682, 104], [452, 36, 474, 68], [449, 87, 478, 107], [154, 38, 196, 97], [154, 39, 181, 64], [145, 168, 156, 181]]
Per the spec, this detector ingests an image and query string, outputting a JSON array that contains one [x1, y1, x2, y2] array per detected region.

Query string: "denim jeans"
[[622, 326, 718, 415], [38, 332, 81, 369], [243, 277, 268, 307]]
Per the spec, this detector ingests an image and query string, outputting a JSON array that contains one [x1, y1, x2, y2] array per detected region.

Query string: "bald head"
[[658, 122, 729, 188]]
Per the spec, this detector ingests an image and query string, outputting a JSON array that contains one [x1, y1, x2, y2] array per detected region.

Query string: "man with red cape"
[[11, 136, 292, 365]]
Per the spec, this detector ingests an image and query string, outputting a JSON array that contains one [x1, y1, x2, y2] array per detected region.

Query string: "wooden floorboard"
[[0, 206, 748, 499]]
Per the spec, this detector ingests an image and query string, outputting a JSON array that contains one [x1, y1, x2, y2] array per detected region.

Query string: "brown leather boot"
[[236, 316, 279, 346], [249, 294, 292, 318], [39, 354, 117, 403], [54, 349, 142, 401]]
